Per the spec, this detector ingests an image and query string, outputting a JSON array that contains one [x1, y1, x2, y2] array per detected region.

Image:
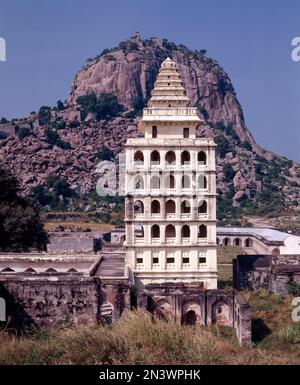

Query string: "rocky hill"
[[0, 33, 299, 221]]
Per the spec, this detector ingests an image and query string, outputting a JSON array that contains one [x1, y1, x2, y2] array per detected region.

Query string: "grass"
[[44, 221, 112, 231], [1, 291, 300, 364], [217, 246, 243, 287], [217, 246, 244, 264]]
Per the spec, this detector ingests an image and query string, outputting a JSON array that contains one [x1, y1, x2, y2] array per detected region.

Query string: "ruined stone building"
[[124, 58, 217, 289], [233, 254, 300, 296]]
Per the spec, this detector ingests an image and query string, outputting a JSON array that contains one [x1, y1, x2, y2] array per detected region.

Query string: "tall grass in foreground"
[[0, 311, 223, 365], [1, 293, 300, 365]]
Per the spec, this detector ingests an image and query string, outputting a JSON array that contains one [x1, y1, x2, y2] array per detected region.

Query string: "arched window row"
[[134, 224, 208, 240], [133, 199, 208, 215], [135, 174, 208, 190], [133, 150, 207, 166]]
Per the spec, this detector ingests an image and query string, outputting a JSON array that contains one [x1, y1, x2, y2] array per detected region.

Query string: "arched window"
[[245, 238, 253, 248], [134, 200, 144, 214], [151, 200, 160, 213], [151, 150, 160, 165], [181, 151, 190, 165], [198, 175, 207, 189], [150, 175, 160, 189], [198, 225, 207, 238], [198, 151, 207, 165], [166, 199, 176, 214], [223, 237, 231, 246], [182, 175, 190, 188], [198, 200, 207, 213], [165, 151, 176, 165], [181, 200, 191, 213], [165, 173, 175, 188], [134, 175, 144, 190], [134, 224, 144, 238], [181, 225, 190, 238], [151, 224, 160, 238], [165, 224, 176, 238], [234, 238, 241, 246], [134, 150, 144, 165]]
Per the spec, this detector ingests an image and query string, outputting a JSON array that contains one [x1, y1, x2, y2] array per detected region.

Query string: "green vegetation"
[[44, 127, 71, 149], [0, 165, 47, 251], [76, 92, 123, 120], [132, 95, 148, 116], [214, 134, 231, 158], [0, 117, 8, 124], [16, 126, 32, 139], [223, 163, 235, 182], [38, 106, 52, 125], [0, 131, 8, 140], [1, 291, 300, 364], [56, 100, 65, 111], [119, 40, 139, 52], [29, 175, 76, 210], [96, 146, 114, 161]]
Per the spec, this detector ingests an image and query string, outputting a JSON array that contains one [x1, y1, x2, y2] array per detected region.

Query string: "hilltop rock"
[[0, 34, 299, 219]]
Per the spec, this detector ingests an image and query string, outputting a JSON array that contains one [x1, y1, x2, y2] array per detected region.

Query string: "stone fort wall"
[[138, 284, 252, 346], [0, 276, 130, 331]]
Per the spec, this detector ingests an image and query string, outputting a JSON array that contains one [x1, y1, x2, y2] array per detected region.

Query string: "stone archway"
[[155, 299, 173, 321], [212, 300, 229, 326], [182, 301, 201, 325]]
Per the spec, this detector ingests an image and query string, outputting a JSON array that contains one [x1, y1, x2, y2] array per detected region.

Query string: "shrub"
[[241, 140, 252, 151], [0, 117, 8, 124], [0, 131, 8, 140], [38, 106, 52, 125], [68, 120, 79, 128], [56, 100, 65, 111], [223, 164, 235, 182], [77, 92, 123, 121], [44, 127, 71, 149], [17, 126, 31, 139], [55, 120, 66, 130], [96, 146, 114, 161], [215, 134, 231, 158], [0, 165, 47, 251]]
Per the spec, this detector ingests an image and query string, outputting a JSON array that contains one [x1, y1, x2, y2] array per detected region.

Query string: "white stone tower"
[[124, 58, 217, 289]]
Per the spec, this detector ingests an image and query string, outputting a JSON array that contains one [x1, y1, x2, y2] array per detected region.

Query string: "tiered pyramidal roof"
[[148, 57, 190, 108]]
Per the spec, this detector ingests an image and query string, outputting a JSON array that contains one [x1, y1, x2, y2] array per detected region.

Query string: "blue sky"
[[0, 0, 299, 161]]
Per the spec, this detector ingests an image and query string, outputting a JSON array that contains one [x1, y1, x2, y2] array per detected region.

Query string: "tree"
[[97, 146, 114, 161], [223, 164, 235, 182], [0, 165, 48, 251], [44, 127, 71, 149], [56, 100, 65, 111], [0, 117, 8, 124], [17, 126, 32, 139], [76, 92, 123, 120], [38, 106, 52, 125]]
